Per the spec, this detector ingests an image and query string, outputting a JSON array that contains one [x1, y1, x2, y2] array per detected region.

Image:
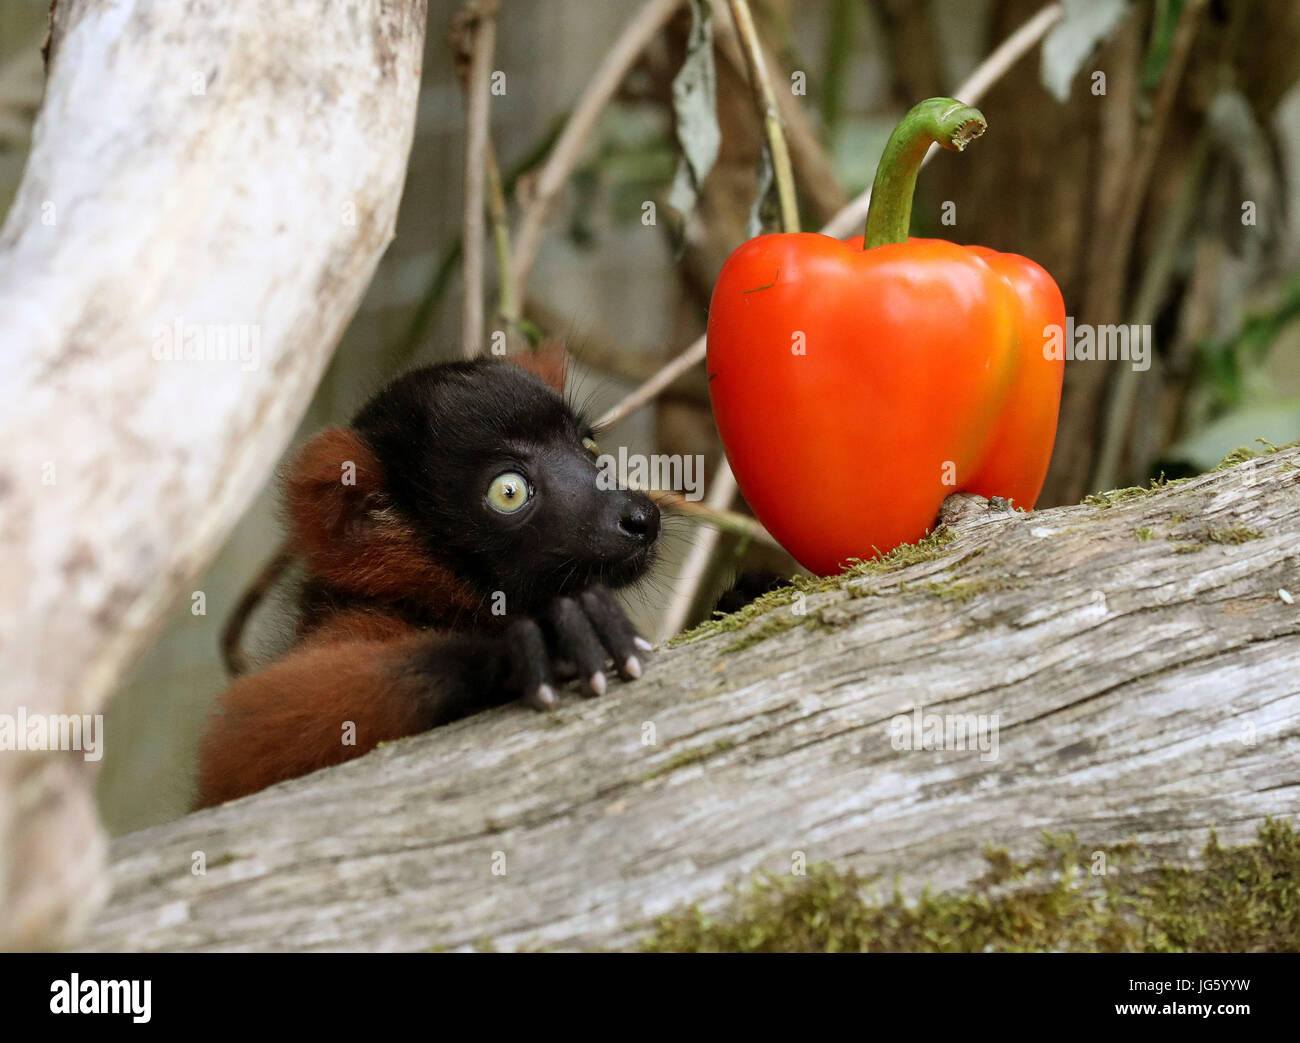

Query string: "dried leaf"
[[666, 0, 720, 223], [1040, 0, 1129, 103], [747, 141, 774, 239]]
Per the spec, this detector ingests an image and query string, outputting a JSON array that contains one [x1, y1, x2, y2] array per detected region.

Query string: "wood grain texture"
[[0, 0, 427, 948], [85, 448, 1300, 952]]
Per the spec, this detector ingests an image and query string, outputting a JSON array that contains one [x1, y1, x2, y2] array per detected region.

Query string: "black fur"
[[714, 570, 788, 616], [195, 359, 662, 808], [351, 358, 659, 615]]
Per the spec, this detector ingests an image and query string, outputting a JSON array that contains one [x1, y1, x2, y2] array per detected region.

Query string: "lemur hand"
[[504, 586, 653, 710]]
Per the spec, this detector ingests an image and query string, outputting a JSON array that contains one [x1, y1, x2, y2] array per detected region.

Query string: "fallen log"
[[0, 0, 427, 949], [84, 445, 1300, 951]]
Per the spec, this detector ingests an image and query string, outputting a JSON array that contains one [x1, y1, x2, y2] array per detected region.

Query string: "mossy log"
[[0, 0, 427, 949], [86, 446, 1300, 951]]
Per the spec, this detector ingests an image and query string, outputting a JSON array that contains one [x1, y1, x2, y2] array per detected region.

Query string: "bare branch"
[[1090, 0, 1208, 491], [509, 0, 683, 305], [595, 337, 707, 430], [0, 0, 427, 951], [458, 1, 500, 357], [656, 460, 738, 640], [648, 484, 777, 548], [486, 148, 518, 334], [726, 0, 799, 232]]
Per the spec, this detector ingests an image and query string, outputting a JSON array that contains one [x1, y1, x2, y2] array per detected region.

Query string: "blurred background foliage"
[[2, 0, 1296, 832]]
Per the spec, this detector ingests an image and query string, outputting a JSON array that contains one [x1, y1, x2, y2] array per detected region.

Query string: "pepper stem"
[[863, 98, 986, 249]]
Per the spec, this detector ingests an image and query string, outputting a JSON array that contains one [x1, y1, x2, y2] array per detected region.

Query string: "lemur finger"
[[505, 618, 556, 711], [547, 596, 609, 698], [579, 586, 647, 681]]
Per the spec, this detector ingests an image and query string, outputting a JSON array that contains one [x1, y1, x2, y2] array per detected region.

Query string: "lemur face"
[[352, 358, 659, 613]]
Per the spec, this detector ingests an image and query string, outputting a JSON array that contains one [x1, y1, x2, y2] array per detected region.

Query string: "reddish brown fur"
[[511, 340, 568, 394], [196, 352, 576, 809], [284, 428, 481, 617], [196, 432, 486, 809], [195, 617, 430, 807], [298, 606, 421, 648]]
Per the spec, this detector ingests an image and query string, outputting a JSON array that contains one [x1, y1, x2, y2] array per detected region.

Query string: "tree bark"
[[0, 0, 427, 949], [83, 447, 1300, 952]]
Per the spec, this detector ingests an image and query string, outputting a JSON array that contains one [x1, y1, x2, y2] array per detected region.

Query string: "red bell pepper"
[[706, 98, 1065, 576]]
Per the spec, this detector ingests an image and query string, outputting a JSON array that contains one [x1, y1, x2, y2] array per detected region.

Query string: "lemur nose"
[[618, 498, 660, 544]]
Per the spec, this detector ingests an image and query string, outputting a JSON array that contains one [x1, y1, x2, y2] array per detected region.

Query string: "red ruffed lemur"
[[195, 355, 659, 808]]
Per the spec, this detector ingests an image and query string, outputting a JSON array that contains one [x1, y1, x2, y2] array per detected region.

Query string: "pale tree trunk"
[[0, 0, 427, 949], [83, 448, 1300, 952]]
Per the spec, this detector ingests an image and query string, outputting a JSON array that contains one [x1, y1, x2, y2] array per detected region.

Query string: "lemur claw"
[[507, 585, 649, 710]]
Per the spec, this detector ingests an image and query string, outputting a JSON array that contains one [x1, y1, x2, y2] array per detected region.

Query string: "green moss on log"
[[669, 528, 958, 649], [641, 819, 1300, 953], [1202, 525, 1264, 545], [671, 441, 1296, 652]]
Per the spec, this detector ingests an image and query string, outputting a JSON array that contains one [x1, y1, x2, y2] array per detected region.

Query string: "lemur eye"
[[486, 472, 530, 514], [582, 437, 600, 456]]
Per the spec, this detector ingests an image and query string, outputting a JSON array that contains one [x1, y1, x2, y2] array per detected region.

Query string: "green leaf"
[[1141, 0, 1186, 91]]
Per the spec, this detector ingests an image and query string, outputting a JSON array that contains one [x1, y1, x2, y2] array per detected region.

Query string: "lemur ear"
[[284, 428, 388, 545], [510, 338, 569, 394], [282, 425, 476, 605]]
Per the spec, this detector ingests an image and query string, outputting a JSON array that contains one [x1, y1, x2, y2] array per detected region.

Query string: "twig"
[[651, 0, 800, 634], [597, 1, 1064, 431], [1089, 0, 1207, 491], [648, 486, 778, 547], [726, 0, 799, 232], [524, 297, 711, 405], [509, 0, 683, 307], [820, 0, 854, 137], [220, 542, 294, 677], [459, 2, 499, 358], [656, 460, 738, 641], [595, 337, 707, 430], [391, 115, 567, 369], [709, 13, 849, 225], [486, 147, 517, 333], [1092, 136, 1209, 492], [763, 36, 849, 225], [1050, 13, 1140, 504]]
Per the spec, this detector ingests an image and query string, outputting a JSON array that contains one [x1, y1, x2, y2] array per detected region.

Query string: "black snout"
[[618, 496, 660, 545]]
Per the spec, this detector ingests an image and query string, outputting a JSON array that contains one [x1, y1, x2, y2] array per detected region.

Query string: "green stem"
[[820, 0, 854, 137], [863, 97, 986, 249], [485, 148, 517, 329], [729, 0, 800, 234]]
